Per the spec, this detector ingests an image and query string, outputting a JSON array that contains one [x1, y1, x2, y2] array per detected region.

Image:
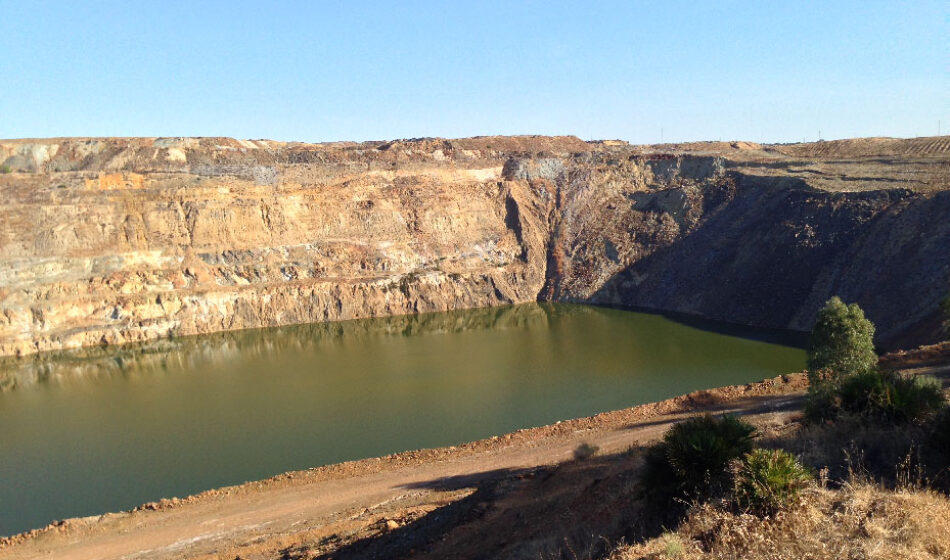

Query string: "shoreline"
[[0, 370, 811, 549], [1, 341, 946, 559]]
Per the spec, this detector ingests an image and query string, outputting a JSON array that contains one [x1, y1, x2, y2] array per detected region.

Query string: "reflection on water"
[[0, 303, 804, 536], [0, 303, 563, 391]]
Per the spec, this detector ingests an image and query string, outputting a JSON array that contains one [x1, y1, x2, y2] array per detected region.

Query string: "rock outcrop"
[[1, 135, 948, 357]]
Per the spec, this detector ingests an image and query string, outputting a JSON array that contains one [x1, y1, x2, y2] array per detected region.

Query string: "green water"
[[0, 303, 804, 536]]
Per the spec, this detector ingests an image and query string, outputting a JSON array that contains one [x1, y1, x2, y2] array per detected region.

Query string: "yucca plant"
[[733, 448, 812, 516], [640, 414, 756, 517]]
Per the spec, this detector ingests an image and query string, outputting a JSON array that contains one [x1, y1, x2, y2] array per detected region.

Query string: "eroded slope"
[[1, 135, 948, 356]]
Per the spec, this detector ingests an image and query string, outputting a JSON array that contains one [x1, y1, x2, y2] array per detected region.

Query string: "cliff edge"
[[1, 135, 948, 356]]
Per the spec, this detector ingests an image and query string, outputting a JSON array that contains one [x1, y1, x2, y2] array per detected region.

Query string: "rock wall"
[[581, 179, 950, 346], [1, 135, 948, 356]]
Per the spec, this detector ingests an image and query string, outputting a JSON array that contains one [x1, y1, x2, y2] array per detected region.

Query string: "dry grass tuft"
[[611, 482, 950, 560]]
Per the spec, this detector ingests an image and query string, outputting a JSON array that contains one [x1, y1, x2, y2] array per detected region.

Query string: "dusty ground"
[[1, 344, 947, 560]]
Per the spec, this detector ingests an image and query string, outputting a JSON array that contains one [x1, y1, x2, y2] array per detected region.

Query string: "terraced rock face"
[[0, 135, 948, 357]]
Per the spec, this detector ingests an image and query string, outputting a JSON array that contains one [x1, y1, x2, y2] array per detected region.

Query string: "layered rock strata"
[[1, 135, 948, 357]]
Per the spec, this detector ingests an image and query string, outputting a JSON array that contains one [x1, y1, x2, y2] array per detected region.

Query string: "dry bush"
[[759, 418, 932, 485], [611, 482, 950, 560]]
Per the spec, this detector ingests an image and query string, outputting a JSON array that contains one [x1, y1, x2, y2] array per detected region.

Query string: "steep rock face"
[[584, 180, 950, 345], [0, 137, 569, 357], [0, 135, 948, 356]]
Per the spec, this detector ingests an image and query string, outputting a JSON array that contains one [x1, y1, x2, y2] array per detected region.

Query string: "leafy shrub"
[[891, 375, 944, 421], [843, 371, 943, 422], [0, 164, 11, 174], [773, 417, 930, 485], [807, 296, 877, 384], [804, 381, 841, 424], [573, 442, 599, 460], [928, 408, 950, 471], [807, 369, 945, 424], [733, 448, 812, 516], [640, 415, 756, 513]]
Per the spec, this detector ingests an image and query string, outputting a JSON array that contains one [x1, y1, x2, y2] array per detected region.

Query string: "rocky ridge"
[[1, 135, 948, 357]]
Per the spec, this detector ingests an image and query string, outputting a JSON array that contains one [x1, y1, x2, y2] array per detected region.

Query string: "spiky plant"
[[640, 414, 757, 519], [733, 448, 812, 516]]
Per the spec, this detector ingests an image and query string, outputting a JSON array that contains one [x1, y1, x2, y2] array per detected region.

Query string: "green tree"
[[807, 296, 877, 383]]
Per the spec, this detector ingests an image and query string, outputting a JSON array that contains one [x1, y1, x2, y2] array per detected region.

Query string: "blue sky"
[[1, 1, 946, 143]]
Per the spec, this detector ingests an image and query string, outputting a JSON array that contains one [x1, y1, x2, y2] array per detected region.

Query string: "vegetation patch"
[[807, 296, 877, 384], [618, 297, 949, 558], [397, 271, 421, 297], [639, 415, 755, 520], [612, 482, 950, 560], [802, 298, 946, 425], [732, 448, 812, 516], [807, 369, 944, 424], [928, 408, 950, 477]]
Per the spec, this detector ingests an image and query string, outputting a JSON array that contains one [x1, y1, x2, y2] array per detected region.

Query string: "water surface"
[[0, 303, 804, 535]]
